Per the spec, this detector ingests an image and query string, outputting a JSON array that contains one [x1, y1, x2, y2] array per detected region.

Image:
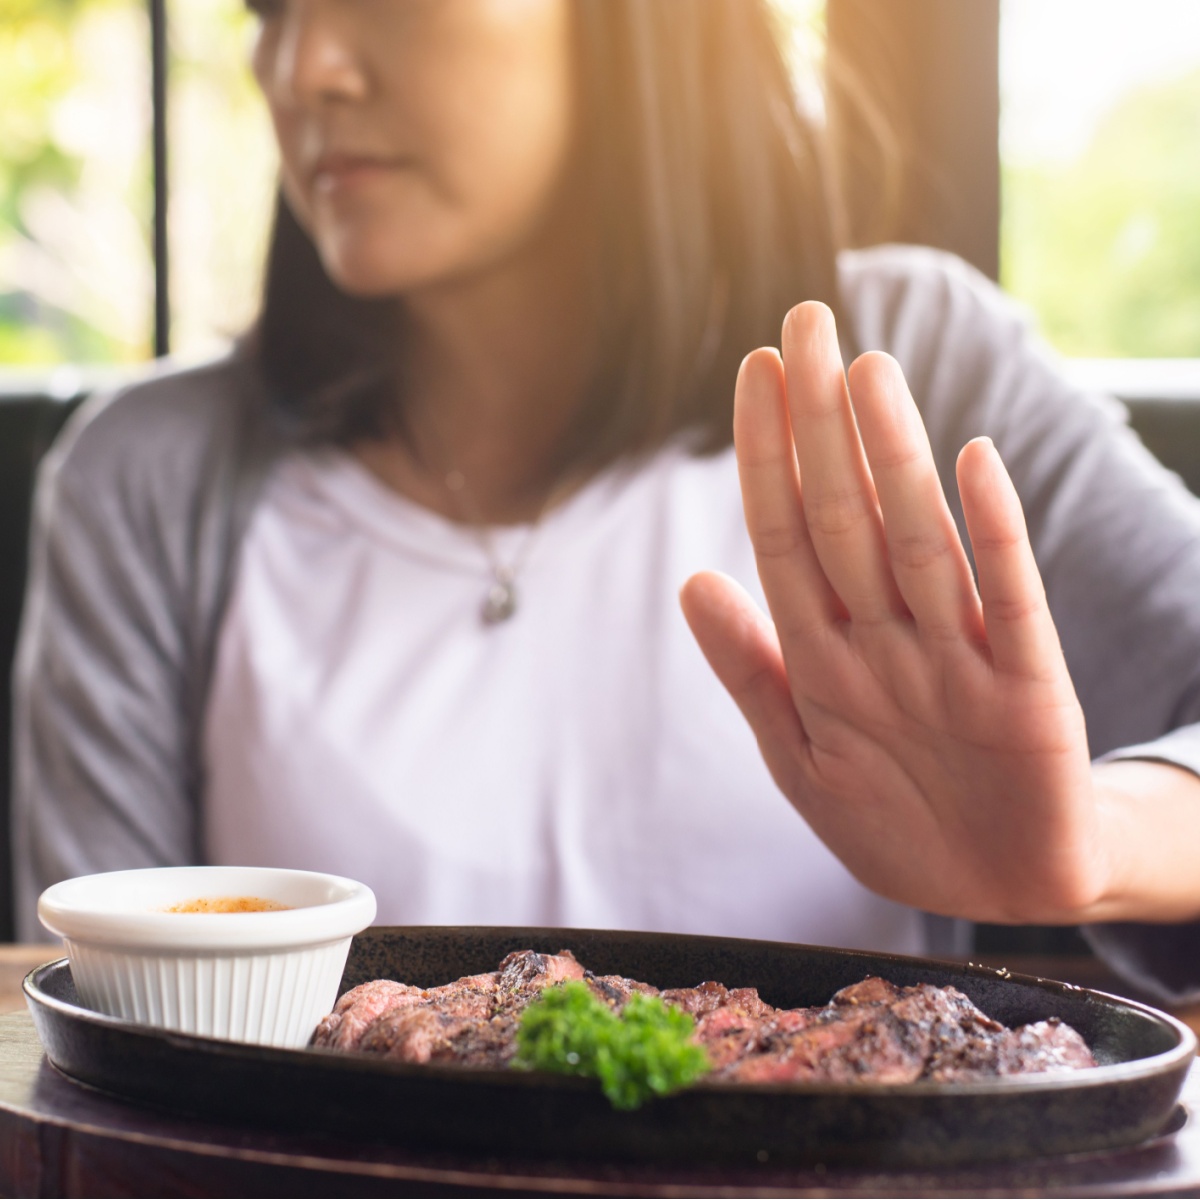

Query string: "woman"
[[14, 0, 1200, 997]]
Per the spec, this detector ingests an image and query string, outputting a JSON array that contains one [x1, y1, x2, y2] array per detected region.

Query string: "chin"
[[313, 237, 402, 296], [324, 263, 409, 298], [316, 236, 459, 299]]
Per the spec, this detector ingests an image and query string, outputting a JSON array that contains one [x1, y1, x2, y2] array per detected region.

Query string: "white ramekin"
[[37, 866, 377, 1048]]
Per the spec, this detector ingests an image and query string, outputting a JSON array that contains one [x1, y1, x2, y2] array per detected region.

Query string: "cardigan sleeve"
[[13, 389, 197, 940], [10, 354, 280, 940]]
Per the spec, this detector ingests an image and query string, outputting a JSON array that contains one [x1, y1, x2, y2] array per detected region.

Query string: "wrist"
[[1077, 760, 1200, 924]]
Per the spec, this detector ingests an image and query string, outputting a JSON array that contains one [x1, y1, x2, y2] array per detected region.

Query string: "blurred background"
[[1, 0, 1198, 373]]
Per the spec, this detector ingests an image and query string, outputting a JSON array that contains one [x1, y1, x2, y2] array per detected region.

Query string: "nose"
[[265, 0, 368, 109]]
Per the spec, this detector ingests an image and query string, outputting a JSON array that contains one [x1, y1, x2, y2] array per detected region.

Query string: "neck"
[[354, 192, 598, 525]]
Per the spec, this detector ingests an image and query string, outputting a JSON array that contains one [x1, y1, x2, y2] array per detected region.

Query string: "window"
[[168, 0, 275, 361], [0, 0, 273, 368], [1001, 0, 1200, 359], [4, 1, 1198, 370], [1, 1, 152, 365]]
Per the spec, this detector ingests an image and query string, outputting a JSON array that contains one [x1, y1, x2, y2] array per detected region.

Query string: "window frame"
[[151, 0, 169, 357]]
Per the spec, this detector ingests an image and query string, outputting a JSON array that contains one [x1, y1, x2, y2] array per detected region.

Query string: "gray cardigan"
[[13, 246, 1200, 998]]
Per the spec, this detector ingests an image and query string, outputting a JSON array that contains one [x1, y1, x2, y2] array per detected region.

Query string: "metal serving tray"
[[23, 926, 1196, 1167]]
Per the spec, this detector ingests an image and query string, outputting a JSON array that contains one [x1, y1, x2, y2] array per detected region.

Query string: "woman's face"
[[251, 0, 576, 297]]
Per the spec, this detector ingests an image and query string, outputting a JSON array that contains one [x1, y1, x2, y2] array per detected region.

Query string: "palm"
[[682, 303, 1103, 925]]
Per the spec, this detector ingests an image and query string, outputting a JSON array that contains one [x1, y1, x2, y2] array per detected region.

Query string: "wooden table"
[[0, 945, 1197, 1198]]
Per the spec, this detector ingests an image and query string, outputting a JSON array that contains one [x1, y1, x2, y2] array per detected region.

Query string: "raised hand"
[[681, 301, 1115, 926]]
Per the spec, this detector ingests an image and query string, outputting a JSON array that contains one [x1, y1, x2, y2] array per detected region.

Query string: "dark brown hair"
[[255, 0, 843, 471]]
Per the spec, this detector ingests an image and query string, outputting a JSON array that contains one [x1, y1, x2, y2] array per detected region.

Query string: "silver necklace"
[[444, 469, 546, 626]]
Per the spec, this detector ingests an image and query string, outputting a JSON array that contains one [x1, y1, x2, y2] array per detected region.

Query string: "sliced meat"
[[494, 949, 586, 1013], [831, 976, 901, 1007], [446, 1014, 523, 1069], [422, 972, 499, 1022], [311, 979, 427, 1051], [314, 961, 1097, 1085], [720, 1002, 906, 1084], [762, 1007, 816, 1037], [661, 981, 733, 1017], [586, 973, 660, 1009], [726, 987, 777, 1019], [661, 981, 776, 1020], [718, 975, 1093, 1086], [359, 1006, 476, 1064], [998, 1019, 1097, 1075], [693, 1005, 770, 1071]]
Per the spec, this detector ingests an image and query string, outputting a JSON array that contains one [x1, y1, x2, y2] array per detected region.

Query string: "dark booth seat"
[[0, 385, 86, 944], [3, 375, 1200, 946]]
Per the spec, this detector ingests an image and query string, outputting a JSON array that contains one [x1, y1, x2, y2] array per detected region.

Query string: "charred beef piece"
[[312, 972, 500, 1052], [358, 1006, 470, 1063], [992, 1019, 1095, 1077], [493, 949, 586, 1013], [661, 981, 775, 1019], [663, 983, 783, 1071], [446, 1014, 525, 1069], [313, 957, 1097, 1083], [316, 950, 585, 1064], [434, 950, 589, 1069], [692, 1004, 777, 1071], [312, 980, 427, 1051], [922, 1028, 1039, 1081], [355, 1005, 522, 1069], [423, 972, 500, 1021], [719, 978, 959, 1084], [718, 976, 1096, 1084], [586, 974, 660, 1009]]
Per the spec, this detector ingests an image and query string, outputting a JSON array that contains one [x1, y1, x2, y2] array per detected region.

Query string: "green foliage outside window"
[[0, 0, 273, 367], [1002, 69, 1200, 358], [0, 0, 152, 364]]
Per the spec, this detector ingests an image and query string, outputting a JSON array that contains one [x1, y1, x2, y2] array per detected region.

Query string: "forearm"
[[1084, 759, 1200, 925]]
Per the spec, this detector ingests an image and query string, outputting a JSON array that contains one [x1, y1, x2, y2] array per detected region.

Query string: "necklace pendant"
[[481, 577, 518, 625]]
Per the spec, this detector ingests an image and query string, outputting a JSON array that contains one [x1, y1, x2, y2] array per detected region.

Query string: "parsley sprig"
[[513, 980, 710, 1110]]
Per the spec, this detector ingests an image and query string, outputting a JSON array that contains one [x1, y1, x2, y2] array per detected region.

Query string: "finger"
[[733, 347, 842, 639], [849, 352, 984, 642], [957, 437, 1062, 678], [781, 302, 906, 626], [679, 571, 809, 766]]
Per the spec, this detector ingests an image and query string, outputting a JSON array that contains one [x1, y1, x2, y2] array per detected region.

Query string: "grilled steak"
[[312, 951, 1096, 1083], [312, 950, 582, 1064], [312, 979, 427, 1052]]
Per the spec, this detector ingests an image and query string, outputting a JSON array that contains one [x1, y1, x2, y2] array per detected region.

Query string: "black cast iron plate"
[[23, 926, 1196, 1167]]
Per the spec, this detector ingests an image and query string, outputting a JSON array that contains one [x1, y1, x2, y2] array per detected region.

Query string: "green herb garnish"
[[513, 980, 710, 1110]]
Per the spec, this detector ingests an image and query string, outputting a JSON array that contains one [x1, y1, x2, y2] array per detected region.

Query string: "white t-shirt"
[[203, 443, 925, 953]]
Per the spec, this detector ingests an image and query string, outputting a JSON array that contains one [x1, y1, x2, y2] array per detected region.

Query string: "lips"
[[311, 152, 404, 193]]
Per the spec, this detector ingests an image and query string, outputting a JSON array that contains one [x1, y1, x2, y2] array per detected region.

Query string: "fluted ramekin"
[[37, 866, 376, 1047]]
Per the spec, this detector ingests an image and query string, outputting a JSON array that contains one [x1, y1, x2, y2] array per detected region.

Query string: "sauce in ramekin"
[[163, 897, 292, 913]]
